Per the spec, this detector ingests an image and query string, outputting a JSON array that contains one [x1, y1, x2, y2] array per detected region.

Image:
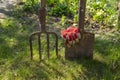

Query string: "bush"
[[48, 3, 72, 17], [21, 0, 118, 30], [22, 0, 39, 13], [86, 0, 117, 28], [47, 0, 59, 7]]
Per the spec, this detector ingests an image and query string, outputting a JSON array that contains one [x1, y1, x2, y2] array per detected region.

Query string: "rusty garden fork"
[[29, 0, 58, 60]]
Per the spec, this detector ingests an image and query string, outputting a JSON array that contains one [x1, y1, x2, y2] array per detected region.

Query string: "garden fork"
[[29, 0, 58, 60]]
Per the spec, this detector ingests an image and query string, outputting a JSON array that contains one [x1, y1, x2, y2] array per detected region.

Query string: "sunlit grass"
[[0, 15, 120, 80]]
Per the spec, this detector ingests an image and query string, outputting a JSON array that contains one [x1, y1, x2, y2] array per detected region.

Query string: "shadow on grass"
[[0, 5, 39, 59], [94, 35, 120, 56], [43, 61, 65, 77], [0, 2, 62, 59], [73, 58, 112, 80], [8, 60, 50, 79], [0, 6, 63, 79], [64, 37, 120, 80], [0, 19, 29, 59]]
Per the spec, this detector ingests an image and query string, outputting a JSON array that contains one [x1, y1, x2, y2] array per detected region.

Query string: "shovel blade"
[[65, 32, 95, 60]]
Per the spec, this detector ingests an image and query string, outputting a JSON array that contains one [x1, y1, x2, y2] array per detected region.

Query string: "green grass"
[[0, 15, 120, 80]]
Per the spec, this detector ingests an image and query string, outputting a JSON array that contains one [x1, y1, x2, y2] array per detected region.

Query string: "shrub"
[[22, 0, 39, 13], [48, 3, 72, 17]]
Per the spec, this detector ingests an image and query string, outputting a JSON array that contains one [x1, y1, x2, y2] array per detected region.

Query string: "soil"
[[0, 0, 17, 21]]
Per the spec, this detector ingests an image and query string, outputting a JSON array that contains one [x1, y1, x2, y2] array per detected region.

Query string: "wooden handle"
[[78, 0, 87, 30], [38, 0, 46, 32], [41, 0, 46, 8]]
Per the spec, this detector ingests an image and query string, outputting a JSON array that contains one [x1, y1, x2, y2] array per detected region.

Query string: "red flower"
[[61, 26, 81, 47], [67, 32, 73, 44], [67, 26, 75, 32], [73, 27, 81, 42]]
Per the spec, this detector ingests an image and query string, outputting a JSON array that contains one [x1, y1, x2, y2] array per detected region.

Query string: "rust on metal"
[[65, 0, 95, 60], [29, 0, 58, 60], [78, 0, 86, 30], [65, 32, 94, 59]]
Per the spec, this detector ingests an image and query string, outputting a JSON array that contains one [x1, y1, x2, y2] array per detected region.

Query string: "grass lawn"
[[0, 13, 120, 80]]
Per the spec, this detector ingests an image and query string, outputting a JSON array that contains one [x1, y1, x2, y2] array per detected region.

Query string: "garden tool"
[[65, 0, 95, 59], [29, 0, 58, 60]]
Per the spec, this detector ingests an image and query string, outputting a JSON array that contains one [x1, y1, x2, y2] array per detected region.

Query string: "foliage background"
[[22, 0, 118, 30]]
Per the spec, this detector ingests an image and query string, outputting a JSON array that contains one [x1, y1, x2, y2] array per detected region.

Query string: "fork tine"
[[55, 34, 58, 57], [48, 32, 58, 58], [38, 34, 42, 60], [30, 31, 58, 60], [46, 34, 50, 58], [29, 36, 33, 60]]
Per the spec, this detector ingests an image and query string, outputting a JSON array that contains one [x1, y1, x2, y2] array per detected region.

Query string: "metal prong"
[[48, 32, 58, 58], [47, 34, 50, 58], [55, 34, 58, 58], [38, 34, 42, 60], [29, 36, 33, 60]]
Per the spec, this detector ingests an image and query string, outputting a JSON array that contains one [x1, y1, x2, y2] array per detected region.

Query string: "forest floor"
[[0, 0, 120, 80]]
